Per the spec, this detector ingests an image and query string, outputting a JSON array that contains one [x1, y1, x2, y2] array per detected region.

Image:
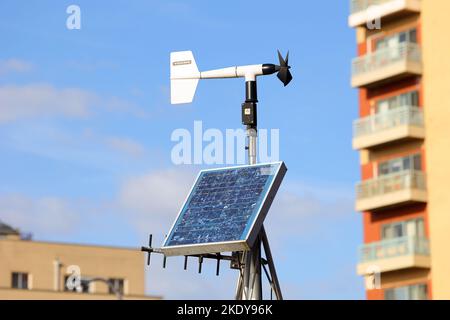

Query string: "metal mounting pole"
[[261, 226, 283, 300], [235, 79, 261, 300], [243, 124, 262, 300], [234, 79, 283, 300]]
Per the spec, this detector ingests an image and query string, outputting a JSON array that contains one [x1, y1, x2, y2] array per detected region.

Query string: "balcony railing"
[[353, 106, 423, 138], [356, 170, 426, 200], [359, 235, 429, 263], [352, 42, 421, 77], [349, 0, 421, 28], [351, 0, 397, 14]]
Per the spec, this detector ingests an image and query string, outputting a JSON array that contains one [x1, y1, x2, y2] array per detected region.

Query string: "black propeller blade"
[[276, 50, 292, 86]]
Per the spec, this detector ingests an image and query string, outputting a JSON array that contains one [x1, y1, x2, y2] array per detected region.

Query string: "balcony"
[[351, 42, 422, 88], [356, 170, 427, 212], [353, 106, 424, 150], [357, 236, 430, 275], [349, 0, 421, 28]]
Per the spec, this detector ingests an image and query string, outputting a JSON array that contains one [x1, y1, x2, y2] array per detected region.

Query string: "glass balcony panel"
[[353, 106, 423, 138], [352, 42, 421, 77], [356, 170, 426, 200], [359, 236, 429, 263]]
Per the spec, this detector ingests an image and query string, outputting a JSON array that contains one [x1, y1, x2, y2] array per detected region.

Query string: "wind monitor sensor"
[[170, 49, 292, 164], [170, 50, 292, 105]]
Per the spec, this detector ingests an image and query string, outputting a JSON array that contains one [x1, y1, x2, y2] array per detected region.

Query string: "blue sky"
[[0, 1, 363, 299]]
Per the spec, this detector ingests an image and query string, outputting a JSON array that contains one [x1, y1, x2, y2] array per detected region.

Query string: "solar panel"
[[161, 162, 287, 256]]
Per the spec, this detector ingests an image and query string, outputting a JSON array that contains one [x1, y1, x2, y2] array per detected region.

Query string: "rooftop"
[[0, 221, 19, 236]]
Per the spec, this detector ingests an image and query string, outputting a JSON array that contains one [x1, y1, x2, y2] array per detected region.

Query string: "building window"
[[385, 284, 428, 300], [11, 272, 29, 290], [381, 218, 425, 240], [375, 28, 417, 50], [378, 153, 422, 176], [375, 90, 419, 113], [64, 275, 91, 293], [108, 278, 124, 295]]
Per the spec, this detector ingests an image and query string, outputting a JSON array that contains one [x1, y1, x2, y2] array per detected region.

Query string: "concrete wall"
[[0, 288, 157, 300], [0, 238, 152, 299]]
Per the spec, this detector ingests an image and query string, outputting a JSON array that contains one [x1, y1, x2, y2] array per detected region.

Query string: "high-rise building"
[[0, 222, 159, 300], [349, 0, 450, 300]]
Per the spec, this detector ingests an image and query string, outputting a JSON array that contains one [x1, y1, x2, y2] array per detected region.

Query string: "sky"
[[0, 1, 363, 299]]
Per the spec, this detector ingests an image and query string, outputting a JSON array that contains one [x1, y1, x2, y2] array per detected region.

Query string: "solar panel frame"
[[160, 161, 287, 256]]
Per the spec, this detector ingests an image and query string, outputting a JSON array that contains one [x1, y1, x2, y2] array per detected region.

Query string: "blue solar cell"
[[162, 162, 286, 256]]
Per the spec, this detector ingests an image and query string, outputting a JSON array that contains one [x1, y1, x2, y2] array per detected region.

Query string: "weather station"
[[141, 50, 293, 300]]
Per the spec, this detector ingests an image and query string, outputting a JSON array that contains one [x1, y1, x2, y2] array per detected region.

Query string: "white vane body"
[[170, 51, 265, 104]]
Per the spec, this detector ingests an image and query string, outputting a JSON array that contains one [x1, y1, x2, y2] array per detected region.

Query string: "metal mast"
[[235, 80, 283, 300]]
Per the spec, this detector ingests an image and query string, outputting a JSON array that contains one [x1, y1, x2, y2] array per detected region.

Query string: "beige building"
[[0, 222, 159, 300], [349, 0, 450, 299]]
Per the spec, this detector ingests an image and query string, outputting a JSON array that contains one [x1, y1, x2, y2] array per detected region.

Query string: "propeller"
[[276, 50, 292, 86]]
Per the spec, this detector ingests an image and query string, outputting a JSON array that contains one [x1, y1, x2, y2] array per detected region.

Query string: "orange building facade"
[[349, 0, 450, 300]]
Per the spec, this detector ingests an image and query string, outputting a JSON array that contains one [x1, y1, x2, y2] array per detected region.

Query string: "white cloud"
[[81, 128, 147, 159], [0, 194, 80, 237], [105, 136, 145, 158], [0, 83, 146, 124], [265, 181, 354, 243], [0, 58, 33, 75], [118, 168, 195, 235], [1, 123, 149, 172], [0, 84, 93, 123]]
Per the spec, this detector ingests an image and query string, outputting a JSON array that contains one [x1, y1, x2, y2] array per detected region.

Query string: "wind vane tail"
[[170, 51, 200, 104]]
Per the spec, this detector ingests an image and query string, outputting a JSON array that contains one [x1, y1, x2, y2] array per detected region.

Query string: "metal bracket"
[[141, 234, 241, 277]]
